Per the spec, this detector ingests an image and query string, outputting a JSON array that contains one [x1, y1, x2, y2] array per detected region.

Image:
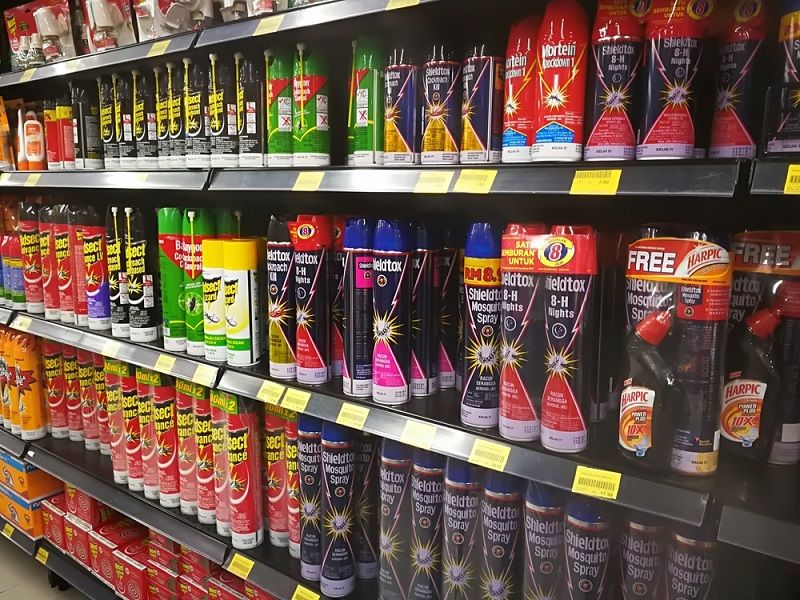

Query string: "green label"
[[158, 233, 186, 341], [352, 68, 385, 155], [292, 73, 329, 155]]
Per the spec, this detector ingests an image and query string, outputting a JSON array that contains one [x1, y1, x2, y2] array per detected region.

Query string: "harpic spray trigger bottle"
[[421, 43, 462, 165], [524, 483, 564, 600], [409, 450, 445, 599], [378, 439, 412, 600], [265, 49, 294, 167], [107, 207, 129, 338], [224, 239, 266, 367], [267, 216, 296, 379], [183, 209, 215, 356], [209, 53, 239, 167], [462, 223, 502, 428], [439, 225, 462, 390], [411, 222, 440, 397], [183, 57, 211, 168], [619, 512, 665, 599], [461, 43, 505, 164], [132, 69, 158, 168], [299, 414, 323, 581], [124, 207, 160, 343], [331, 217, 346, 379], [237, 52, 266, 167], [564, 496, 611, 600], [499, 223, 548, 442], [503, 14, 540, 163], [533, 0, 589, 161], [442, 459, 481, 600], [290, 216, 332, 384], [384, 47, 421, 165], [203, 239, 226, 362], [585, 0, 644, 160], [372, 220, 412, 405], [82, 205, 111, 332], [479, 472, 522, 600], [19, 199, 43, 314], [158, 208, 186, 352], [293, 43, 330, 166], [349, 36, 385, 166], [343, 218, 374, 398]]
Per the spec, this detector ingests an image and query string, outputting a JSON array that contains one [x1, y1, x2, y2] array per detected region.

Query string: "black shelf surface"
[[10, 312, 221, 388], [0, 169, 211, 191], [208, 160, 745, 197], [0, 515, 39, 555], [0, 32, 196, 88], [25, 436, 229, 564], [38, 540, 117, 600], [0, 307, 12, 325], [218, 365, 712, 526], [0, 428, 29, 458]]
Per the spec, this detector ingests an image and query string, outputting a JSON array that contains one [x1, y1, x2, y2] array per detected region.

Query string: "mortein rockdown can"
[[409, 450, 445, 598], [503, 15, 540, 163], [227, 395, 264, 551], [136, 368, 159, 501], [411, 222, 440, 397], [442, 459, 481, 600], [384, 48, 420, 165], [343, 218, 374, 398], [77, 349, 99, 451], [331, 217, 346, 379], [152, 373, 179, 509], [268, 216, 296, 379], [194, 385, 216, 525], [439, 226, 462, 389], [564, 496, 611, 600], [176, 379, 200, 516], [94, 353, 109, 455], [265, 410, 289, 547], [286, 414, 301, 558], [354, 433, 378, 579], [211, 389, 232, 536], [524, 483, 564, 600], [619, 512, 664, 599], [42, 340, 68, 439], [378, 440, 412, 600], [479, 472, 522, 600], [18, 199, 43, 314], [299, 414, 323, 581]]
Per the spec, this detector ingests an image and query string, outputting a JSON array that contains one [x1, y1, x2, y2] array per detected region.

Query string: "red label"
[[77, 350, 98, 443], [195, 396, 216, 516], [122, 374, 143, 482], [285, 418, 300, 548], [212, 403, 231, 527], [71, 224, 88, 320], [136, 375, 159, 493], [158, 233, 183, 271], [264, 414, 288, 536], [154, 386, 180, 497], [54, 223, 75, 316], [503, 15, 540, 153], [19, 220, 42, 307], [176, 389, 197, 506], [62, 347, 82, 435], [42, 342, 68, 432], [40, 226, 59, 313], [94, 354, 109, 449], [228, 404, 263, 539]]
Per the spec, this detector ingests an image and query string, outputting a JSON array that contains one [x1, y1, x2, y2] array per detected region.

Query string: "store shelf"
[[0, 428, 29, 458], [24, 436, 229, 564], [0, 515, 39, 556], [0, 32, 197, 89], [37, 540, 118, 600], [218, 366, 712, 526], [208, 160, 745, 197], [0, 170, 211, 191], [9, 312, 221, 388], [197, 0, 436, 47], [0, 307, 12, 325], [749, 158, 800, 194]]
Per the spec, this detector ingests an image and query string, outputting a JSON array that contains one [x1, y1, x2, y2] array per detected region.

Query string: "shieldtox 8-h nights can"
[[378, 440, 413, 600], [409, 450, 444, 599], [268, 216, 296, 379], [503, 15, 540, 163], [524, 483, 564, 600], [412, 223, 440, 397], [442, 459, 481, 600], [293, 43, 330, 166], [132, 69, 158, 168], [227, 395, 264, 550], [299, 414, 323, 581], [349, 36, 385, 166], [619, 512, 664, 599], [422, 44, 461, 165], [183, 58, 211, 168], [564, 496, 611, 600], [343, 218, 374, 398], [224, 239, 266, 367], [384, 48, 420, 165], [194, 386, 216, 525], [124, 207, 160, 343], [461, 44, 504, 164], [354, 434, 378, 579], [479, 472, 522, 600], [265, 49, 294, 167], [462, 223, 502, 428]]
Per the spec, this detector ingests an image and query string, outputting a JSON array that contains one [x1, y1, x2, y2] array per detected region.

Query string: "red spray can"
[[41, 340, 68, 439], [194, 387, 216, 525], [211, 390, 232, 537], [94, 353, 110, 455], [532, 0, 589, 162], [584, 0, 644, 160], [264, 411, 288, 547], [68, 206, 89, 327], [136, 368, 160, 501], [61, 344, 83, 442], [227, 395, 264, 550], [39, 205, 60, 321], [175, 378, 200, 516], [77, 349, 99, 451], [503, 14, 541, 163], [285, 414, 301, 559], [121, 362, 143, 492], [105, 359, 128, 484], [153, 373, 179, 509], [18, 199, 43, 314], [53, 204, 77, 325]]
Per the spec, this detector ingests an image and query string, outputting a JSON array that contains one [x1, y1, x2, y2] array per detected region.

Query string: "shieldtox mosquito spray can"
[[265, 411, 289, 547], [94, 353, 109, 455], [71, 81, 104, 169], [183, 58, 211, 168], [154, 67, 171, 168], [113, 73, 136, 168], [299, 414, 323, 581], [211, 389, 232, 536], [439, 226, 462, 389], [524, 483, 564, 600], [355, 434, 378, 579], [107, 207, 129, 338], [265, 49, 294, 167], [176, 379, 199, 516], [663, 523, 715, 600], [77, 348, 99, 450], [290, 216, 332, 384], [237, 52, 266, 167], [19, 199, 43, 314], [267, 216, 296, 379], [158, 208, 186, 352], [286, 415, 301, 558], [132, 69, 158, 168], [224, 238, 266, 366], [503, 15, 540, 163], [39, 204, 60, 321], [412, 222, 440, 397], [462, 223, 502, 428], [384, 47, 421, 165], [184, 209, 215, 356], [343, 218, 374, 397], [82, 206, 111, 331], [167, 61, 186, 167], [499, 223, 548, 442], [372, 220, 412, 404], [209, 53, 239, 167], [124, 207, 160, 343], [227, 395, 264, 550], [461, 44, 504, 164], [349, 36, 385, 166], [479, 472, 522, 600], [619, 512, 664, 599], [442, 459, 481, 600], [136, 368, 159, 500], [195, 387, 216, 525], [203, 239, 226, 362], [53, 204, 76, 324], [421, 44, 461, 165], [68, 205, 89, 327], [564, 496, 611, 600], [121, 361, 143, 491], [293, 43, 330, 166], [105, 359, 127, 483], [42, 340, 68, 439], [379, 439, 413, 600], [409, 450, 445, 599], [98, 76, 119, 169]]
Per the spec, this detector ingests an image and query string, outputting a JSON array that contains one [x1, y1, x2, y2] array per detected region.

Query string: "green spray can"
[[214, 208, 241, 239], [292, 43, 330, 167], [157, 208, 186, 352], [265, 49, 293, 167], [183, 209, 216, 357], [348, 36, 385, 166]]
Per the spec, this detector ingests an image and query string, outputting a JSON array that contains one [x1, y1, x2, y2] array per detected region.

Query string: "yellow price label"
[[414, 171, 454, 194], [102, 340, 120, 358], [24, 173, 41, 187], [253, 14, 285, 36], [453, 169, 497, 194], [400, 420, 437, 450], [154, 354, 176, 374], [291, 585, 320, 600], [226, 552, 255, 579], [146, 40, 170, 58], [572, 466, 622, 500], [35, 548, 48, 565], [570, 169, 622, 195], [336, 403, 370, 430], [281, 388, 311, 413], [0, 173, 11, 184], [14, 316, 32, 332], [19, 69, 36, 83], [2, 523, 13, 538], [257, 380, 286, 405], [386, 0, 420, 9], [192, 364, 217, 387], [785, 165, 800, 194], [468, 439, 511, 472], [293, 171, 325, 192]]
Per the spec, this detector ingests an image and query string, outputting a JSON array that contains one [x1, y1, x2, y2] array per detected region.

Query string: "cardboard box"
[[149, 540, 180, 572], [147, 558, 180, 594], [179, 545, 220, 586], [149, 529, 180, 553], [209, 577, 247, 600], [0, 451, 63, 500], [2, 0, 78, 70], [0, 483, 51, 539], [64, 483, 115, 528], [215, 571, 245, 594], [113, 538, 149, 600], [244, 582, 276, 600], [180, 575, 209, 600], [64, 512, 93, 569], [41, 493, 67, 550], [89, 519, 147, 585]]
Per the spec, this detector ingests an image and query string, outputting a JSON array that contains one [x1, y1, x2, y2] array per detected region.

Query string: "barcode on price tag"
[[14, 316, 31, 331], [291, 585, 320, 600], [784, 165, 800, 194], [467, 439, 511, 471], [281, 389, 311, 412], [336, 403, 370, 430], [257, 380, 285, 405], [226, 553, 254, 579], [570, 169, 622, 195], [453, 169, 497, 194], [571, 466, 622, 500], [35, 548, 48, 564], [2, 523, 13, 538]]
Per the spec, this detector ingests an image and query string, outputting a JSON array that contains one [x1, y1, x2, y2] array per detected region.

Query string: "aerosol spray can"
[[265, 411, 288, 547], [81, 206, 110, 331], [105, 359, 127, 484], [132, 69, 158, 168], [237, 52, 266, 167], [153, 374, 179, 509], [136, 368, 159, 501], [331, 217, 346, 379], [293, 43, 330, 166], [663, 523, 715, 599], [107, 207, 129, 338], [98, 76, 119, 169], [265, 49, 294, 167], [19, 199, 43, 314], [124, 207, 160, 343], [68, 206, 89, 327], [94, 354, 109, 455], [286, 415, 301, 558], [441, 459, 481, 600], [0, 331, 7, 429], [503, 14, 540, 163], [564, 496, 611, 600], [183, 209, 215, 356], [16, 335, 46, 441], [203, 239, 226, 362], [267, 216, 296, 379], [62, 344, 82, 442], [290, 216, 332, 384], [378, 439, 413, 600], [44, 98, 63, 171], [409, 450, 445, 598], [524, 483, 564, 600], [6, 334, 18, 435], [532, 0, 589, 161], [3, 235, 24, 312], [167, 62, 186, 167], [320, 422, 356, 598], [77, 349, 99, 450], [209, 53, 239, 167], [619, 512, 664, 599], [53, 204, 76, 324], [227, 395, 264, 550], [354, 434, 378, 579], [461, 44, 504, 164], [343, 218, 374, 398], [479, 472, 522, 600], [384, 47, 420, 165], [299, 414, 323, 581], [215, 208, 241, 238], [412, 222, 440, 397], [462, 223, 502, 428], [56, 93, 76, 169], [439, 226, 461, 389], [158, 207, 186, 352], [114, 73, 136, 168], [39, 204, 60, 321], [224, 238, 266, 366], [183, 57, 211, 168], [585, 0, 644, 160], [421, 43, 461, 165], [211, 389, 232, 536], [373, 220, 412, 405], [154, 67, 171, 168], [120, 361, 143, 491], [195, 386, 216, 525], [499, 224, 548, 442], [349, 36, 385, 166], [71, 81, 104, 169], [41, 340, 68, 438]]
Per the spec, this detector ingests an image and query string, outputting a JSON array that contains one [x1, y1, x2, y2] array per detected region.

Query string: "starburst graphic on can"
[[481, 569, 514, 600], [324, 506, 353, 539], [443, 555, 473, 592], [467, 334, 499, 376], [411, 538, 439, 574], [379, 528, 399, 559]]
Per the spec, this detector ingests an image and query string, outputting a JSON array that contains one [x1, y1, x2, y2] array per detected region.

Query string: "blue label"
[[536, 122, 575, 144], [502, 128, 528, 148]]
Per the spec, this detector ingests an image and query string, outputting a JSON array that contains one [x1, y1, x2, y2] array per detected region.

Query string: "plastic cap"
[[203, 239, 224, 269], [525, 481, 565, 508], [551, 224, 594, 236], [322, 421, 353, 443], [413, 449, 445, 470], [374, 219, 411, 253], [333, 216, 346, 250], [297, 414, 322, 434], [565, 495, 608, 524], [504, 223, 548, 237], [636, 310, 672, 346], [344, 218, 373, 250], [466, 222, 501, 259], [415, 222, 440, 250], [222, 238, 261, 271], [445, 457, 481, 484], [745, 307, 782, 339], [290, 215, 333, 250], [483, 471, 521, 494]]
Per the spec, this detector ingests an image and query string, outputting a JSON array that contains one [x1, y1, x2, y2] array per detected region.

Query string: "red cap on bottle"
[[745, 307, 782, 339], [636, 310, 671, 346], [289, 215, 333, 251]]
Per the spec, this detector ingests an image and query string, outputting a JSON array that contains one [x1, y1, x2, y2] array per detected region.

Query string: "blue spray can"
[[343, 218, 374, 398], [619, 512, 664, 599], [564, 496, 611, 600], [409, 450, 445, 599], [524, 482, 565, 600], [442, 458, 481, 600], [412, 223, 440, 397], [379, 439, 413, 600], [298, 414, 323, 582], [479, 471, 522, 600], [355, 433, 379, 578]]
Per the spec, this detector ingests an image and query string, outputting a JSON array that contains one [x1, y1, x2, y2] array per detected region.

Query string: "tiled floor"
[[0, 537, 85, 599]]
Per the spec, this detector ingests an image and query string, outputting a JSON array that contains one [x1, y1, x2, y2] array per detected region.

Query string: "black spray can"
[[379, 439, 413, 600], [132, 69, 158, 168], [236, 52, 266, 167], [123, 207, 160, 343], [663, 524, 715, 600], [114, 73, 136, 168], [107, 206, 129, 338], [411, 223, 440, 397], [320, 422, 356, 598], [267, 216, 296, 380], [166, 62, 185, 168], [183, 57, 211, 168], [524, 483, 564, 600], [439, 226, 462, 390], [564, 496, 611, 600], [98, 76, 118, 169], [298, 414, 323, 582], [442, 459, 481, 600], [71, 81, 103, 169], [619, 512, 664, 600], [479, 472, 522, 600], [354, 433, 379, 579], [343, 218, 374, 398], [209, 53, 239, 167], [409, 450, 444, 600], [154, 67, 171, 168]]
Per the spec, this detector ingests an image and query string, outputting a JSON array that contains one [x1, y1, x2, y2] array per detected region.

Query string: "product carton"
[[64, 512, 93, 568], [147, 558, 180, 594], [113, 538, 150, 600], [64, 483, 115, 527], [244, 582, 275, 599], [0, 451, 63, 500], [149, 529, 180, 553], [179, 544, 221, 585], [3, 0, 78, 70], [89, 518, 147, 585], [41, 493, 67, 550], [148, 581, 180, 600], [80, 0, 136, 53], [209, 576, 247, 600], [0, 483, 52, 538], [149, 539, 180, 572], [132, 0, 216, 41]]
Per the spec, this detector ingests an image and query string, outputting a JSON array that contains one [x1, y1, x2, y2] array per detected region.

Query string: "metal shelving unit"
[[0, 515, 39, 556], [0, 170, 211, 191], [36, 540, 118, 600]]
